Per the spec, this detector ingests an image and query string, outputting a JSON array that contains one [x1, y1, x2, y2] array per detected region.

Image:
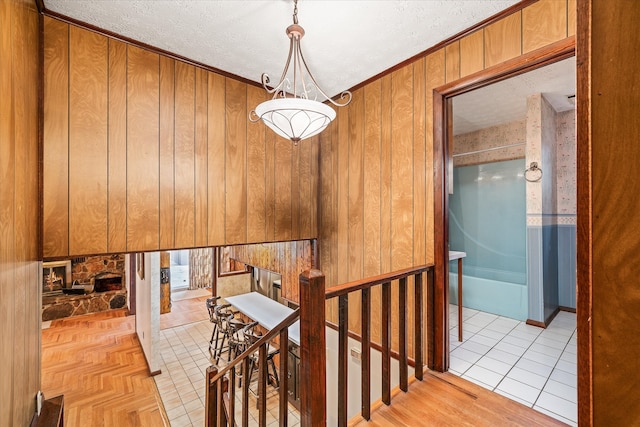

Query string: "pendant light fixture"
[[250, 0, 351, 145]]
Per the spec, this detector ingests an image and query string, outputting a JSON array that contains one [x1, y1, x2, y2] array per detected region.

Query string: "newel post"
[[299, 269, 326, 426]]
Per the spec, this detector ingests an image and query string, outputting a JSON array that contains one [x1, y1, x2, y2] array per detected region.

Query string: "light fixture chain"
[[293, 0, 298, 24]]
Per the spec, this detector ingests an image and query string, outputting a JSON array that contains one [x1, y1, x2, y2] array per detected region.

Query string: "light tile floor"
[[154, 318, 299, 427], [449, 304, 577, 426]]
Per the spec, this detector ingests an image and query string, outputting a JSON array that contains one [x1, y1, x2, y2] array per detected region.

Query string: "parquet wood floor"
[[160, 295, 210, 330], [350, 371, 567, 426], [41, 310, 168, 427]]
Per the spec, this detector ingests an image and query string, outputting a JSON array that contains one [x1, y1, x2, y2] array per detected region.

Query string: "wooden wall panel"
[[274, 136, 292, 240], [228, 240, 313, 305], [264, 131, 276, 241], [43, 20, 317, 257], [568, 0, 576, 37], [413, 58, 427, 266], [336, 104, 350, 286], [380, 74, 393, 276], [224, 78, 247, 244], [522, 0, 567, 53], [298, 136, 312, 239], [0, 0, 40, 424], [107, 39, 127, 253], [291, 144, 300, 239], [207, 72, 226, 246], [460, 30, 484, 77], [425, 49, 445, 265], [363, 81, 382, 278], [390, 65, 414, 270], [43, 17, 69, 257], [246, 85, 267, 243], [195, 68, 208, 247], [309, 136, 319, 238], [68, 26, 108, 255], [174, 62, 196, 248], [484, 12, 522, 68], [587, 1, 640, 423], [348, 89, 365, 332], [348, 89, 365, 282], [159, 56, 176, 249], [126, 46, 160, 251], [445, 41, 460, 83]]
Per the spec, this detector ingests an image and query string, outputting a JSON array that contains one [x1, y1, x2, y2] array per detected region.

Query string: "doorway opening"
[[434, 45, 577, 425]]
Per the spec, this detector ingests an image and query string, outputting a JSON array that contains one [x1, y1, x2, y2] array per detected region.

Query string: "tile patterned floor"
[[154, 316, 299, 426], [449, 304, 577, 426]]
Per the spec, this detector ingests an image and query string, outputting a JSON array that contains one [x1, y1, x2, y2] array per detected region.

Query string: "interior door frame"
[[430, 37, 576, 373]]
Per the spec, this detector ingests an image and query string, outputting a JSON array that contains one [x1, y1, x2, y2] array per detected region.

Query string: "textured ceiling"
[[453, 57, 576, 135], [43, 0, 520, 99]]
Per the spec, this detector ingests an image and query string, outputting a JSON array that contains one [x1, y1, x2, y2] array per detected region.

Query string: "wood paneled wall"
[[0, 0, 41, 424], [228, 241, 314, 304], [579, 0, 640, 424], [43, 17, 319, 258], [318, 0, 575, 336]]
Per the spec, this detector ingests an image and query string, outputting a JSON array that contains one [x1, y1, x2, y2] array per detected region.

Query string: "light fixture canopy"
[[250, 0, 351, 144]]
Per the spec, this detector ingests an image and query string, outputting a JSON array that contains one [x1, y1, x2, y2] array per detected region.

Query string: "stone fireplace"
[[42, 255, 128, 321]]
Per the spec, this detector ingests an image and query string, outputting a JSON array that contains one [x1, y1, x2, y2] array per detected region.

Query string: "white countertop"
[[449, 251, 467, 261], [225, 292, 300, 346]]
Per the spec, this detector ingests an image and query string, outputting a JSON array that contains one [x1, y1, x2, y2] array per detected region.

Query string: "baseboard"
[[526, 306, 561, 328], [559, 305, 576, 313]]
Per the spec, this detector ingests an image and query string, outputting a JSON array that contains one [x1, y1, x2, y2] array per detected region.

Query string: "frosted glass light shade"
[[254, 98, 336, 144]]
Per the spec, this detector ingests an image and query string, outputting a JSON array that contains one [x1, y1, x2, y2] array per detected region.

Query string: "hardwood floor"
[[159, 294, 210, 330], [350, 371, 567, 426], [41, 310, 168, 427], [42, 301, 567, 427]]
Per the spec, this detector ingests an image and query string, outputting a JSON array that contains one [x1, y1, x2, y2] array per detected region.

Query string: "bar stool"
[[210, 303, 235, 363], [206, 296, 221, 349], [244, 325, 280, 394]]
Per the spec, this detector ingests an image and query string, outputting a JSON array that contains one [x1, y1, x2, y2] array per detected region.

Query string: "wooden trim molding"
[[576, 0, 593, 424], [39, 9, 262, 89], [432, 36, 576, 373]]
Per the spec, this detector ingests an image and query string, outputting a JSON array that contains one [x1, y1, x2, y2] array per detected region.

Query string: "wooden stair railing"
[[206, 309, 300, 427], [324, 264, 434, 426]]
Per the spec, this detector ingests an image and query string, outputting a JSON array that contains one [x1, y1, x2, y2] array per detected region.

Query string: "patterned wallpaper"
[[556, 109, 577, 215], [453, 119, 526, 167]]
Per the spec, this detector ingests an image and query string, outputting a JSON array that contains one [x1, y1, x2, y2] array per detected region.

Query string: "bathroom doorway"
[[440, 55, 577, 424]]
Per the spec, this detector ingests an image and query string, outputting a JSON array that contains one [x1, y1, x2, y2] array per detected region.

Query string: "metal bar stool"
[[206, 296, 221, 349], [210, 303, 234, 363], [243, 324, 280, 395]]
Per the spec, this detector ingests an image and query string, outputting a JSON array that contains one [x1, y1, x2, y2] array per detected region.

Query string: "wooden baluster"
[[216, 379, 225, 426], [427, 267, 436, 369], [228, 367, 235, 425], [381, 281, 391, 405], [258, 344, 267, 427], [399, 277, 408, 392], [242, 358, 250, 427], [299, 269, 326, 426], [361, 287, 371, 420], [338, 294, 349, 427], [279, 328, 289, 427], [414, 272, 424, 381], [205, 366, 218, 427]]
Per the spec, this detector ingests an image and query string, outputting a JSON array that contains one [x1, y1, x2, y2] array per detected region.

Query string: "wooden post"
[[299, 269, 326, 427], [160, 251, 171, 314], [205, 366, 218, 427]]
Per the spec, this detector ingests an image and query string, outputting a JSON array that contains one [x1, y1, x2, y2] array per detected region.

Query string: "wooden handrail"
[[209, 308, 300, 384], [324, 264, 434, 299], [206, 308, 299, 427], [322, 265, 434, 426]]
